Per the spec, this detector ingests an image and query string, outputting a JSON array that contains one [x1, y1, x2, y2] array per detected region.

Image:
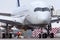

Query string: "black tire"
[[2, 33, 5, 38], [39, 34, 41, 38], [50, 33, 54, 38], [42, 33, 47, 38], [9, 33, 12, 38]]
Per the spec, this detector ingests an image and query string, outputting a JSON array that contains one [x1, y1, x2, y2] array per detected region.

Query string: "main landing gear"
[[2, 24, 12, 38]]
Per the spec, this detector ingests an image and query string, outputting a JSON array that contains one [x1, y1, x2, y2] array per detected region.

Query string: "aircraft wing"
[[0, 15, 26, 25]]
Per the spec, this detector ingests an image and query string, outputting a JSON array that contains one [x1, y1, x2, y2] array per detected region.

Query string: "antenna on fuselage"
[[17, 0, 20, 7]]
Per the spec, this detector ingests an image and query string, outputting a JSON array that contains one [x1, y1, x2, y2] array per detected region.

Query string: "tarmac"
[[0, 38, 60, 40]]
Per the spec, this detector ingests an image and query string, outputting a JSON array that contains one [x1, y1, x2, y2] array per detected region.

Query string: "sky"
[[0, 0, 60, 13], [0, 0, 17, 13]]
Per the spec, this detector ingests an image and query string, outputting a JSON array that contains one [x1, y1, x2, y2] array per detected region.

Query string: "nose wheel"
[[42, 33, 48, 38], [39, 27, 48, 38], [39, 23, 54, 38]]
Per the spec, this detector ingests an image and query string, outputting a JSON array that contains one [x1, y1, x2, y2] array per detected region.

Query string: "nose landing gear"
[[39, 23, 54, 38]]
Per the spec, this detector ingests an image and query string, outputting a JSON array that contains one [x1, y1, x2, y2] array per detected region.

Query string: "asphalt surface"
[[0, 38, 60, 40]]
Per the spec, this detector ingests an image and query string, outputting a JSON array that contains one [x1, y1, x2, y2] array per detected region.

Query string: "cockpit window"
[[43, 8, 50, 11], [34, 7, 50, 12]]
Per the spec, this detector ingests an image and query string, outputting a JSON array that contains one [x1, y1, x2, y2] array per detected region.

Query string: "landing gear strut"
[[2, 24, 12, 38], [39, 23, 54, 38], [39, 26, 48, 38], [47, 23, 54, 38]]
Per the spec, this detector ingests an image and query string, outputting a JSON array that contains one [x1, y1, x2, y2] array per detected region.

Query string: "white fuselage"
[[0, 0, 52, 25], [23, 1, 51, 25], [26, 11, 51, 24]]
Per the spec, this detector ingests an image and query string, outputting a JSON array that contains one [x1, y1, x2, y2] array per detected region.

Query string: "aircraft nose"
[[38, 15, 48, 21], [37, 12, 51, 23], [40, 15, 48, 20]]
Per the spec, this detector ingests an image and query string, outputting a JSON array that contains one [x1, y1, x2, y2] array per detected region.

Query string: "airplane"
[[0, 0, 60, 38]]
